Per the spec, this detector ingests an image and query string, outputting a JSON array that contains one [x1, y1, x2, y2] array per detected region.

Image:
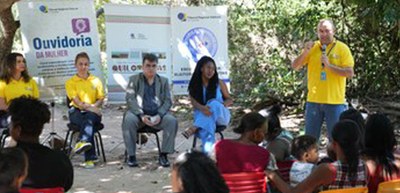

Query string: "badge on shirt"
[[320, 71, 327, 81]]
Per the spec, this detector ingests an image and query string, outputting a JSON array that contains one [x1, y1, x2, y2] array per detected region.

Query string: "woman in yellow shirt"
[[0, 53, 39, 127], [65, 52, 104, 168]]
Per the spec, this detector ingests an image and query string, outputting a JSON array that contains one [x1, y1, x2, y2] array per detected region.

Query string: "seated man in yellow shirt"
[[65, 52, 104, 168], [291, 19, 354, 141]]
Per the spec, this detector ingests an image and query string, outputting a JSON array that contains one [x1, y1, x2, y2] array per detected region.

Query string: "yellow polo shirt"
[[304, 40, 354, 104], [65, 74, 104, 108], [0, 78, 39, 104]]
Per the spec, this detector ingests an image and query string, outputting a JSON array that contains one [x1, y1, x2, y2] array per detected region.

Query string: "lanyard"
[[321, 41, 337, 57]]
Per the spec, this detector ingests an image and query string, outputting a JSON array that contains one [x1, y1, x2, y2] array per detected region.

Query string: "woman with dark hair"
[[171, 150, 229, 193], [266, 120, 368, 193], [363, 113, 400, 193], [340, 108, 365, 148], [182, 56, 232, 153], [214, 112, 271, 173], [0, 147, 28, 193], [0, 53, 39, 127], [65, 52, 104, 168], [263, 105, 293, 162]]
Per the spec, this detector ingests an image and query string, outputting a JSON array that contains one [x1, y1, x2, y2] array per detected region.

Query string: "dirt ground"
[[32, 102, 305, 193]]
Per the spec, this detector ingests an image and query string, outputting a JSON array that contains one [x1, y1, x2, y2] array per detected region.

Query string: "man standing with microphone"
[[292, 19, 354, 141]]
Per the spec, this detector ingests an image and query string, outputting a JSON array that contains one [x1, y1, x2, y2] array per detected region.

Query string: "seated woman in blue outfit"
[[182, 56, 233, 153]]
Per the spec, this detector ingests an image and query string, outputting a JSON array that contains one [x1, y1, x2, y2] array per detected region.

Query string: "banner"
[[171, 6, 229, 95], [18, 0, 102, 101], [104, 4, 171, 102]]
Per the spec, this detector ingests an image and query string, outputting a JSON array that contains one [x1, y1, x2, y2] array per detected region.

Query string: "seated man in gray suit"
[[122, 53, 178, 167]]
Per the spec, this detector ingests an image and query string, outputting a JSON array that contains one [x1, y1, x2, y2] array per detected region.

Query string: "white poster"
[[171, 6, 229, 95], [104, 4, 171, 102], [18, 0, 102, 101]]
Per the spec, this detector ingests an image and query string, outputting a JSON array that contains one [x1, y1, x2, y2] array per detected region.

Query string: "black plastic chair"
[[63, 123, 106, 162], [192, 125, 226, 148], [63, 97, 106, 162], [124, 125, 162, 162]]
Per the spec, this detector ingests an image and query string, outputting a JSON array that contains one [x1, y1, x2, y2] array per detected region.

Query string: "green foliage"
[[226, 0, 400, 108]]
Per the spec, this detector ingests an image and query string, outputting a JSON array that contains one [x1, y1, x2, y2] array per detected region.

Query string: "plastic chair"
[[123, 125, 162, 162], [192, 125, 225, 148], [319, 187, 368, 193], [377, 179, 400, 193], [222, 172, 267, 193], [20, 187, 64, 193], [276, 160, 295, 183]]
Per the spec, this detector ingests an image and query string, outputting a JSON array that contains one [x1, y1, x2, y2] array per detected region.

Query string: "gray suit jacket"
[[126, 73, 172, 117]]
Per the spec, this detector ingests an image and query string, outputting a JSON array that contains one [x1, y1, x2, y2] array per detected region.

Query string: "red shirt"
[[215, 139, 270, 174], [367, 163, 400, 193]]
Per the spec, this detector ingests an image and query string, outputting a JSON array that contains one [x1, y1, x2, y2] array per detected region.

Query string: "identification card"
[[320, 71, 327, 81]]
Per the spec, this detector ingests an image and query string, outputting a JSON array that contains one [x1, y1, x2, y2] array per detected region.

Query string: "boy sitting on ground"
[[290, 135, 318, 186]]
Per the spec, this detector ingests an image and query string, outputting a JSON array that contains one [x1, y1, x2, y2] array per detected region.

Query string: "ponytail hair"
[[233, 112, 267, 134], [266, 104, 282, 135], [332, 120, 361, 182]]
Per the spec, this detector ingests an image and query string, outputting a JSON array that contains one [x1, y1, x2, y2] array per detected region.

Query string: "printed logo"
[[72, 18, 90, 35], [39, 5, 48, 13], [183, 27, 218, 62], [177, 12, 187, 22]]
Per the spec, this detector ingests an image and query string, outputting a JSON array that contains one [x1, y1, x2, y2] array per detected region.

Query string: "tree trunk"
[[0, 0, 19, 63]]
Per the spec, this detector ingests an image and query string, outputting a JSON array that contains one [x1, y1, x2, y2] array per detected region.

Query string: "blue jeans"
[[69, 107, 101, 161], [305, 102, 347, 140]]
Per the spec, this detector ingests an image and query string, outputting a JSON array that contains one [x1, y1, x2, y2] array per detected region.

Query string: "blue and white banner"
[[18, 0, 102, 101], [104, 4, 171, 102], [171, 6, 229, 95]]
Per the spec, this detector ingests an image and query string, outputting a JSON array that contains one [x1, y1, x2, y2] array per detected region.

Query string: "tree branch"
[[0, 3, 19, 62]]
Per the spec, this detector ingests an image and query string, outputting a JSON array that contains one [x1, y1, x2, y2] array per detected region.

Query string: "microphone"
[[321, 44, 327, 55], [321, 44, 326, 67]]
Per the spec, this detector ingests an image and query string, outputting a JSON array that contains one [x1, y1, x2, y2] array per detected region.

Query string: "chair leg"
[[96, 131, 107, 162], [218, 131, 224, 140], [63, 130, 71, 154], [95, 134, 101, 156], [192, 136, 197, 148], [154, 133, 162, 155]]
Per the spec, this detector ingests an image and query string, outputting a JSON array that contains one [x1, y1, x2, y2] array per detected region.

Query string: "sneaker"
[[158, 154, 170, 167], [127, 156, 138, 167], [83, 160, 95, 169], [73, 141, 92, 154]]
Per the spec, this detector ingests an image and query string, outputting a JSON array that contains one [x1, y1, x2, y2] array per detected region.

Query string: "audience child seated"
[[66, 52, 104, 168], [9, 97, 73, 191], [171, 150, 229, 193], [362, 113, 400, 193], [266, 120, 368, 193], [0, 147, 28, 193], [182, 56, 232, 153], [0, 52, 39, 128], [290, 135, 318, 186], [214, 112, 272, 173], [263, 105, 293, 162]]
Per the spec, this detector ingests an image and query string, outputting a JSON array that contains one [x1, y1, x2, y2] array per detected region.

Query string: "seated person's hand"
[[223, 99, 233, 107], [152, 114, 161, 125], [201, 106, 212, 116], [141, 115, 155, 126], [86, 105, 102, 116]]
